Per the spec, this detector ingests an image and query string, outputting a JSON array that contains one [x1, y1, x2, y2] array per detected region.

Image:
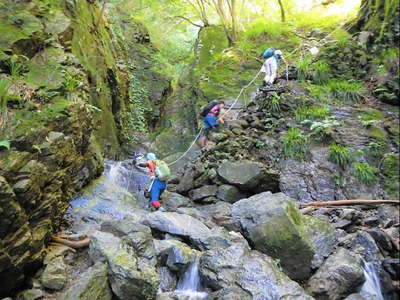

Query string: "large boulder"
[[217, 161, 264, 190], [306, 248, 365, 300], [232, 192, 335, 280], [143, 212, 211, 239], [200, 241, 314, 300], [61, 262, 112, 300], [89, 230, 159, 300]]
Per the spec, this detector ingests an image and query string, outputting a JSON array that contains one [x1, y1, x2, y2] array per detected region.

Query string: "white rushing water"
[[360, 261, 384, 300], [175, 263, 208, 300]]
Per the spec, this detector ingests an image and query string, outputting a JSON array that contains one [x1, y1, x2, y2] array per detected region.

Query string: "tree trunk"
[[277, 0, 286, 22]]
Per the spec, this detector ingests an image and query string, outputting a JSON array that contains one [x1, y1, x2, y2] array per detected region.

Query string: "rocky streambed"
[[10, 156, 399, 300]]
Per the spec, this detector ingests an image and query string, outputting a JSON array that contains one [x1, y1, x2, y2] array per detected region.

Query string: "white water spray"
[[175, 263, 207, 299], [360, 261, 384, 300]]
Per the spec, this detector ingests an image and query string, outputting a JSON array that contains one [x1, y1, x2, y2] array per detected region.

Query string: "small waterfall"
[[175, 263, 207, 299], [360, 261, 384, 300]]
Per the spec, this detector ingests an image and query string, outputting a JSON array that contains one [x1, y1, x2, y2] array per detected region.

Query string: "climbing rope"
[[168, 69, 262, 166]]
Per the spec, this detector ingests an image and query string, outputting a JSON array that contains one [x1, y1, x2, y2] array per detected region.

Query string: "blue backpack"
[[262, 48, 276, 59]]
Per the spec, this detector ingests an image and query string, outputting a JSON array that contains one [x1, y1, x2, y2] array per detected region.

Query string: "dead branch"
[[52, 236, 90, 249], [49, 242, 77, 253], [302, 199, 400, 207]]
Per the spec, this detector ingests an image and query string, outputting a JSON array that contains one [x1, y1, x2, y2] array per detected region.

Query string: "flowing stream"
[[174, 263, 208, 299], [67, 160, 208, 298], [67, 160, 149, 232], [360, 261, 384, 300]]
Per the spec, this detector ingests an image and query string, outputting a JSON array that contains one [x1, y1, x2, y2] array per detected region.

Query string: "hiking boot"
[[158, 206, 166, 212]]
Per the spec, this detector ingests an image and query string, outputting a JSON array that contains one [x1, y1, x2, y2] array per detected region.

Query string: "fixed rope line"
[[168, 69, 262, 166], [167, 127, 204, 166]]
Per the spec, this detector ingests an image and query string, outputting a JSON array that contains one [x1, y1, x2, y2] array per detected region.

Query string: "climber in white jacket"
[[260, 50, 287, 86]]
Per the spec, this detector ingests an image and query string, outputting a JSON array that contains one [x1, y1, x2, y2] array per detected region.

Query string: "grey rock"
[[366, 228, 393, 252], [190, 227, 249, 252], [18, 289, 44, 300], [348, 231, 382, 262], [363, 217, 379, 226], [205, 287, 251, 300], [161, 242, 199, 273], [197, 202, 237, 231], [13, 179, 32, 194], [177, 169, 197, 194], [200, 242, 314, 300], [378, 205, 400, 226], [189, 185, 218, 202], [47, 131, 65, 142], [61, 262, 112, 300], [89, 230, 159, 300], [232, 192, 319, 280], [306, 248, 365, 300], [333, 219, 353, 229], [216, 185, 246, 203], [217, 161, 265, 189], [158, 267, 177, 292], [100, 219, 156, 265], [382, 258, 400, 280], [40, 256, 67, 290], [163, 192, 191, 210], [143, 212, 211, 239]]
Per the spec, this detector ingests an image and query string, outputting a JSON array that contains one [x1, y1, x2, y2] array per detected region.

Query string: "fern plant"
[[329, 144, 351, 167], [302, 117, 339, 140], [327, 80, 366, 103], [295, 106, 330, 121], [283, 128, 309, 160], [295, 58, 312, 81], [268, 92, 281, 112], [352, 162, 378, 185], [0, 79, 10, 110]]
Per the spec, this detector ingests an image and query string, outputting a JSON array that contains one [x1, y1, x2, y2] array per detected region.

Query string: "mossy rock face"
[[25, 47, 66, 89], [0, 2, 43, 52], [232, 192, 317, 281]]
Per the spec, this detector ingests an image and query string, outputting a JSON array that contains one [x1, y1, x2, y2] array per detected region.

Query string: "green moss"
[[12, 97, 70, 137], [25, 47, 65, 89], [0, 4, 43, 51], [368, 125, 387, 140]]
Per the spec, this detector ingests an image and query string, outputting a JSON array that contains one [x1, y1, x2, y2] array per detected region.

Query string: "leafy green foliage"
[[245, 20, 292, 40], [381, 152, 400, 198], [64, 72, 80, 93], [329, 144, 351, 167], [352, 162, 378, 185], [120, 72, 151, 146], [267, 92, 281, 112], [295, 106, 330, 121], [255, 140, 266, 148], [312, 61, 330, 84], [295, 58, 312, 81], [326, 79, 366, 102], [331, 28, 352, 48], [301, 117, 340, 141], [306, 84, 331, 103], [283, 128, 309, 160], [0, 78, 10, 109], [0, 140, 10, 150]]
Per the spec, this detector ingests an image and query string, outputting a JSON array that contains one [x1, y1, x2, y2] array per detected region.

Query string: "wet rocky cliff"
[[0, 0, 170, 296]]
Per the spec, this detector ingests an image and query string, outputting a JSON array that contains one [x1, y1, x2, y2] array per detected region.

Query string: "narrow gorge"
[[0, 0, 398, 300]]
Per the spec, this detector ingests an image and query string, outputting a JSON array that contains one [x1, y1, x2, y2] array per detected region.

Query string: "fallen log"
[[52, 236, 90, 249], [302, 199, 400, 207]]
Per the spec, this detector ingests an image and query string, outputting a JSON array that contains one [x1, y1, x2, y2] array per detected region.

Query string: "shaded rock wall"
[[0, 104, 103, 297]]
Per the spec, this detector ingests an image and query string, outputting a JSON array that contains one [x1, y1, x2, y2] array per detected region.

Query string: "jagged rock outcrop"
[[0, 104, 102, 297]]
